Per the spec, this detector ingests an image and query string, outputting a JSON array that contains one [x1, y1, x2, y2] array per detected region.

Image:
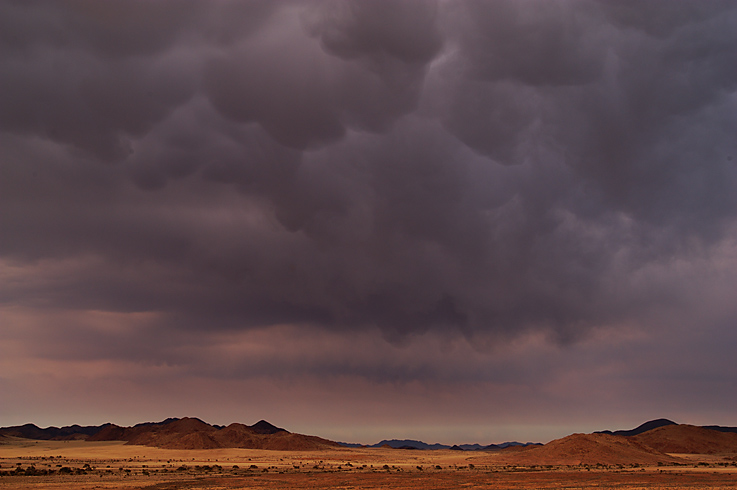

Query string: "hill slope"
[[497, 433, 682, 466], [633, 424, 737, 454]]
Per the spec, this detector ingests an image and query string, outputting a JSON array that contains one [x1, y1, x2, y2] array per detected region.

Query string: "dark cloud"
[[205, 1, 442, 148], [2, 0, 737, 435], [451, 0, 607, 87], [3, 0, 737, 333], [0, 41, 198, 160], [314, 0, 442, 64]]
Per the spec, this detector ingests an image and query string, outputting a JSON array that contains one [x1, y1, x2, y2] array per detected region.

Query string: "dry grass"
[[2, 438, 737, 489]]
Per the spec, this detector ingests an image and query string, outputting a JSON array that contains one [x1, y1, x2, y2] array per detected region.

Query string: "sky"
[[1, 0, 737, 446]]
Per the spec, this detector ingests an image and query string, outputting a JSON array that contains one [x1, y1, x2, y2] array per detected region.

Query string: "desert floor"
[[2, 438, 737, 489]]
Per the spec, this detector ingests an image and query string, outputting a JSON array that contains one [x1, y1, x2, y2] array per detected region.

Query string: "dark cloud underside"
[[2, 1, 737, 437], [3, 0, 737, 338]]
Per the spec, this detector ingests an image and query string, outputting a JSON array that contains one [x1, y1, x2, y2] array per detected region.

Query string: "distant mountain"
[[456, 443, 485, 450], [445, 442, 540, 450], [484, 441, 543, 450], [337, 439, 540, 451], [1, 418, 337, 451], [702, 425, 737, 434], [0, 423, 111, 441], [597, 418, 677, 437], [596, 419, 737, 439], [339, 418, 737, 453], [250, 420, 286, 435], [336, 441, 364, 448], [369, 439, 449, 450]]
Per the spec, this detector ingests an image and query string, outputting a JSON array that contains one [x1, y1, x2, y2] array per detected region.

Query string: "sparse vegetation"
[[1, 433, 736, 488]]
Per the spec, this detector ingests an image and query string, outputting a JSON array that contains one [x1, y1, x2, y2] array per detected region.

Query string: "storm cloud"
[[2, 1, 737, 442]]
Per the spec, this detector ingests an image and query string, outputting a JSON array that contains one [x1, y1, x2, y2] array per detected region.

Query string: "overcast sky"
[[2, 0, 737, 445]]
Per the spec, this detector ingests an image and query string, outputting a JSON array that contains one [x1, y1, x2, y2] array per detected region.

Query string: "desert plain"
[[2, 436, 737, 490]]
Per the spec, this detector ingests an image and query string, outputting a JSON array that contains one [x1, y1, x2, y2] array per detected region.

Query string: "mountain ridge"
[[339, 439, 541, 451], [0, 417, 336, 450], [3, 418, 737, 454], [596, 418, 677, 437]]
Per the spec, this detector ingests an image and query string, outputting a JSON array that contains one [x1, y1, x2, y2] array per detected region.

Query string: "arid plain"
[[2, 429, 737, 490]]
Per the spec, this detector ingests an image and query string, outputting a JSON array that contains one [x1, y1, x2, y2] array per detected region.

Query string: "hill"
[[0, 423, 108, 440], [88, 418, 339, 451], [632, 424, 737, 454], [0, 418, 338, 451], [491, 422, 737, 466], [497, 432, 682, 466], [5, 418, 737, 455]]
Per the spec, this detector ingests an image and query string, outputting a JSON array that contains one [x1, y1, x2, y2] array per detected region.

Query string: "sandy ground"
[[2, 438, 737, 489]]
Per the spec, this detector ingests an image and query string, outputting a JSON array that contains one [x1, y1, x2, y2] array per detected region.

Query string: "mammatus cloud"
[[1, 0, 737, 438]]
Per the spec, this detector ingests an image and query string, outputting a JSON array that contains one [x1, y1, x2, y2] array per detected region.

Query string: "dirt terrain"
[[2, 437, 737, 489]]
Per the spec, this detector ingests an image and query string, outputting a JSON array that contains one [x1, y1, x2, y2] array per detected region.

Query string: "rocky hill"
[[1, 418, 339, 451], [4, 418, 737, 455], [0, 423, 109, 441], [89, 417, 339, 450]]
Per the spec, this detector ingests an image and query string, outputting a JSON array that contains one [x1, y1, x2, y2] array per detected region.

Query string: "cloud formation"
[[1, 0, 737, 440]]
